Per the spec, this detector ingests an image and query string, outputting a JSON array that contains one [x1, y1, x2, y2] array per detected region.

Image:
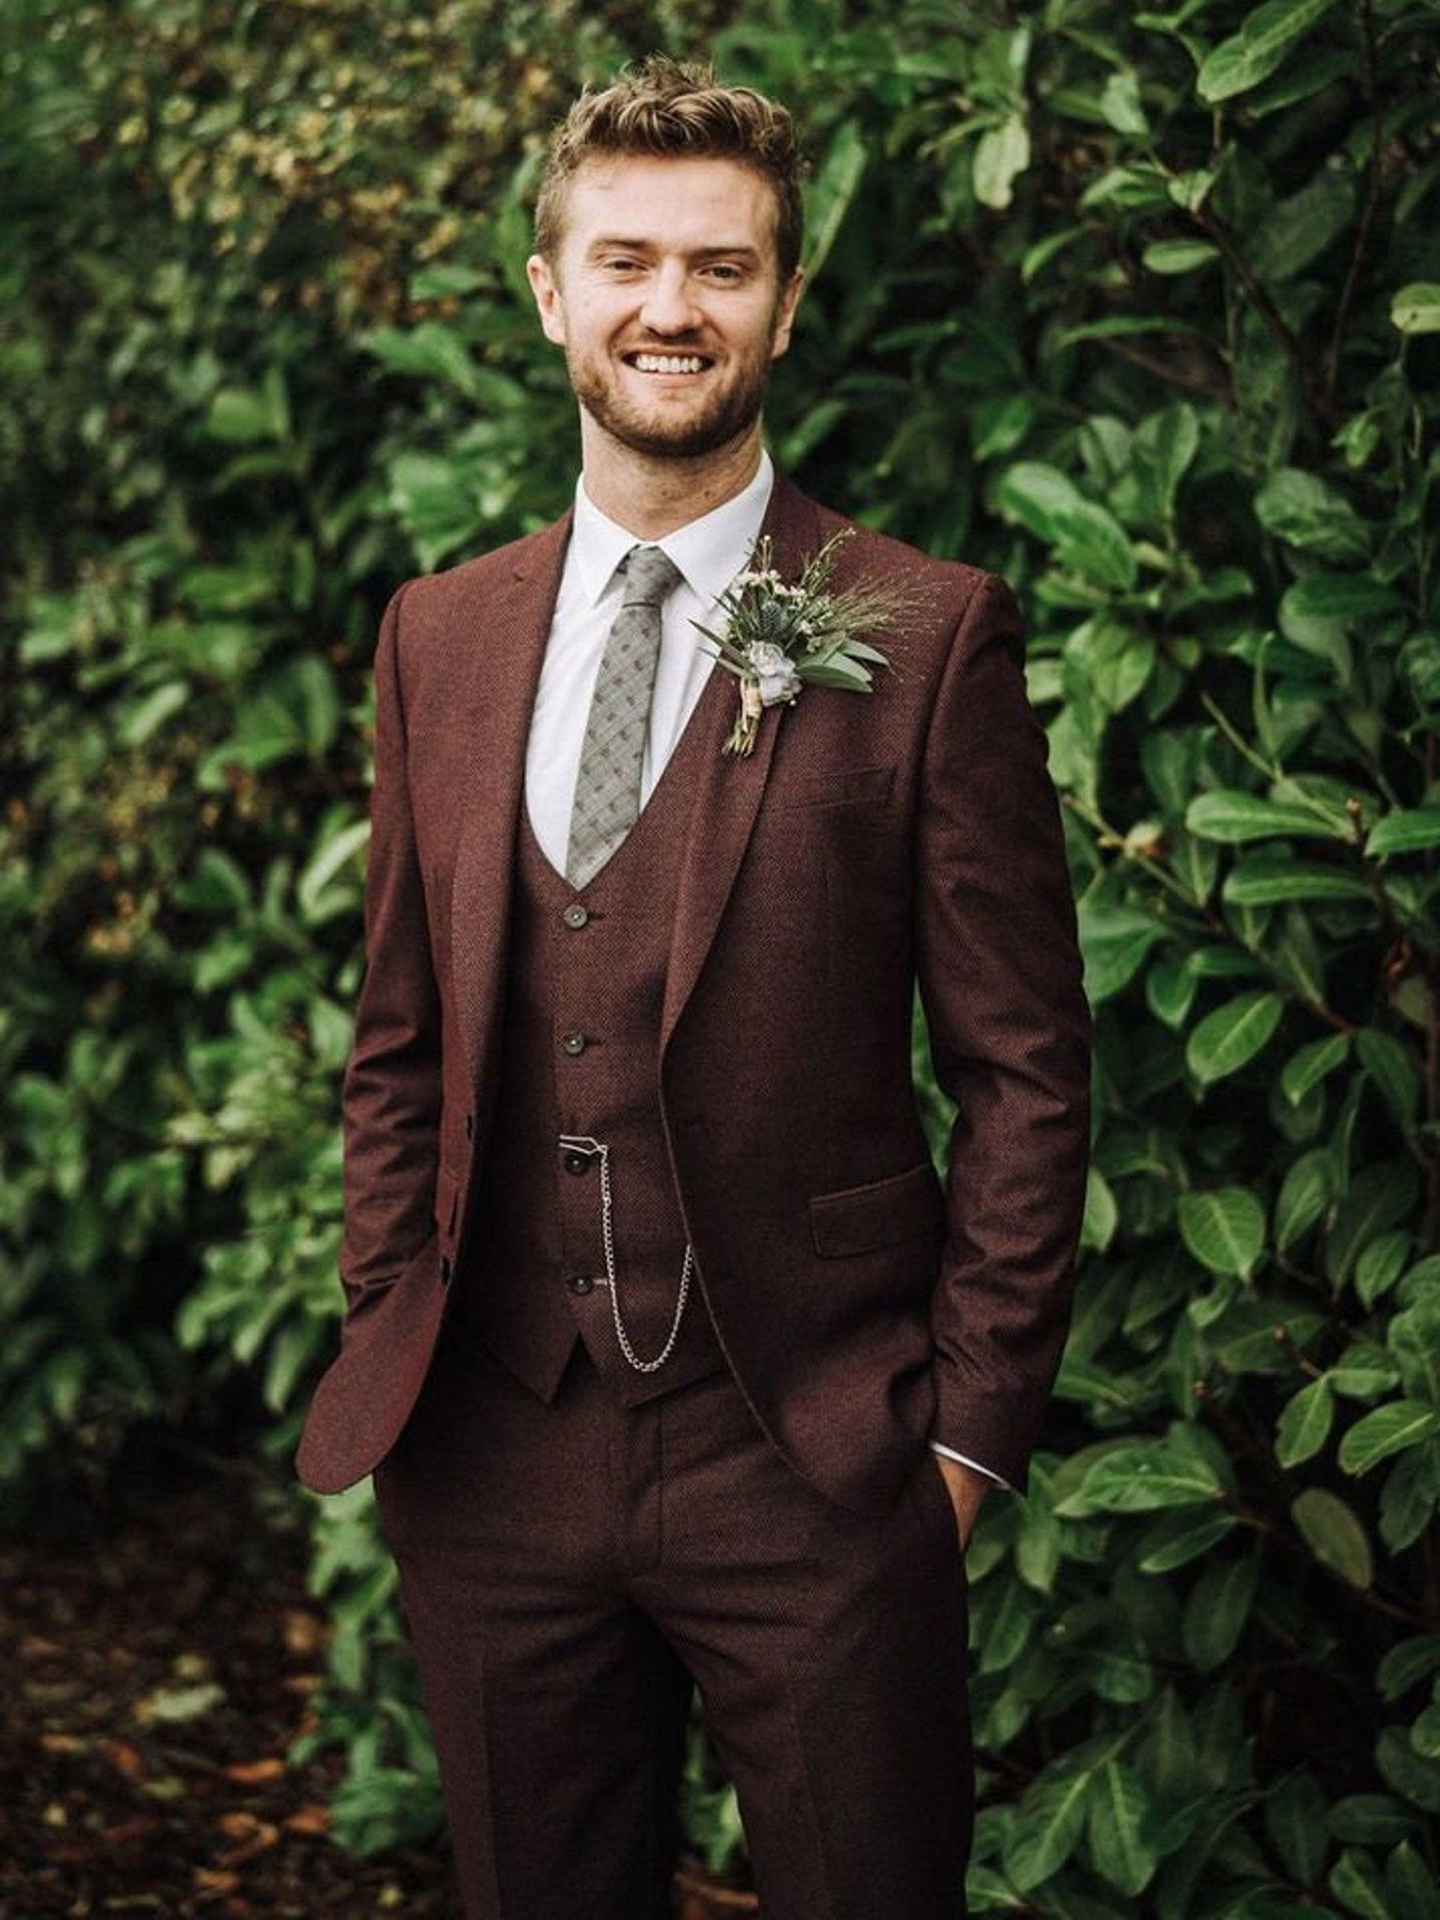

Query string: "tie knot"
[[621, 544, 682, 609]]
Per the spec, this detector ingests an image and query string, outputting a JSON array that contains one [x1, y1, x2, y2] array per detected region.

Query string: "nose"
[[639, 262, 701, 336]]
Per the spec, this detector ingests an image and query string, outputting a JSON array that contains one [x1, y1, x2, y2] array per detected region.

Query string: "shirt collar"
[[568, 449, 774, 609]]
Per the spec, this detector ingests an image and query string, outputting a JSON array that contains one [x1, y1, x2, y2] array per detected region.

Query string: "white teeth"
[[632, 354, 706, 373]]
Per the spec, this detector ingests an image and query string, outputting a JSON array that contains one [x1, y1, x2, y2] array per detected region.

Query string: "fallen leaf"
[[282, 1610, 327, 1656], [40, 1732, 87, 1754], [217, 1812, 268, 1840], [193, 1868, 240, 1895], [135, 1681, 226, 1725], [283, 1806, 330, 1836], [224, 1757, 286, 1785], [103, 1739, 146, 1781]]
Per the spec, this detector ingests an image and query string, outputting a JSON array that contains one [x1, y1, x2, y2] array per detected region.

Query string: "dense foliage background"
[[4, 0, 1440, 1910]]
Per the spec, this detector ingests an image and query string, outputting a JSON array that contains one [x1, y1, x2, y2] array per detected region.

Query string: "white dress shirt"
[[522, 449, 1003, 1495]]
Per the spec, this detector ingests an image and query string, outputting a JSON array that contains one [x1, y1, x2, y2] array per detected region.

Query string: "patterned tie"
[[565, 544, 683, 888]]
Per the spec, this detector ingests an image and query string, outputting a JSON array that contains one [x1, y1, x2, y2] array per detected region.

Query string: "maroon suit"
[[297, 475, 1090, 1918]]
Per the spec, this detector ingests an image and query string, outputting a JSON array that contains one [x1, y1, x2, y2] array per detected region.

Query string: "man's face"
[[527, 156, 802, 462]]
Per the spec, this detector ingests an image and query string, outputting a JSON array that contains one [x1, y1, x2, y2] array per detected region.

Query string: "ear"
[[526, 253, 568, 347], [769, 269, 805, 362]]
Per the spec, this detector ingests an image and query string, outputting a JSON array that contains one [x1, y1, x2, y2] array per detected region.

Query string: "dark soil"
[[0, 1479, 464, 1918]]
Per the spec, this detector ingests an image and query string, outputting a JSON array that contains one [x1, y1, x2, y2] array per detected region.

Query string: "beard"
[[566, 338, 776, 460]]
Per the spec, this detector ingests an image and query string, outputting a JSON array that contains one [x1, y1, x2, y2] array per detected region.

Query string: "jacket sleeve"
[[338, 582, 444, 1305], [914, 572, 1091, 1492]]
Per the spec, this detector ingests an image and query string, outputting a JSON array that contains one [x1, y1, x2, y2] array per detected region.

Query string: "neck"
[[579, 421, 765, 539]]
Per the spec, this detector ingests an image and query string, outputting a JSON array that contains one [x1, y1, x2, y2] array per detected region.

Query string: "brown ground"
[[0, 1481, 464, 1918]]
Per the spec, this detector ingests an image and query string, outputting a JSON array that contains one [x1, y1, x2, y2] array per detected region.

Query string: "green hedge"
[[4, 0, 1440, 1909]]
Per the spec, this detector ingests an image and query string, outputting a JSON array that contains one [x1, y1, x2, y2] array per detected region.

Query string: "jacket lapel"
[[450, 513, 571, 1092], [661, 473, 826, 1052]]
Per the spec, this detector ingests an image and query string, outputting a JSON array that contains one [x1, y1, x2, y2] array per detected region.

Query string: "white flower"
[[748, 641, 802, 706]]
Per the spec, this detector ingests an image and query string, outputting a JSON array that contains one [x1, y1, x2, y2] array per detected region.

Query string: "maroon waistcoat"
[[448, 686, 728, 1406]]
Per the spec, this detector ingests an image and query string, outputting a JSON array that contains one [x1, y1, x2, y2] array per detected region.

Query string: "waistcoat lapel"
[[450, 512, 571, 1094], [661, 474, 825, 1053]]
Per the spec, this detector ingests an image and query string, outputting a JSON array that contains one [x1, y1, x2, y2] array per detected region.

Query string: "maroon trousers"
[[373, 1331, 971, 1920]]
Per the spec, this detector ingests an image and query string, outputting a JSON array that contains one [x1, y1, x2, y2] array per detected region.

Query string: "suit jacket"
[[295, 473, 1091, 1511]]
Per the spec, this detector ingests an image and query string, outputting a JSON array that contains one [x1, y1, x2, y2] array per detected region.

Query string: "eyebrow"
[[586, 238, 764, 262]]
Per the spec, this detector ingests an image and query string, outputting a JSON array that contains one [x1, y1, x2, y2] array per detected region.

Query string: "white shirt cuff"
[[929, 1441, 1011, 1491]]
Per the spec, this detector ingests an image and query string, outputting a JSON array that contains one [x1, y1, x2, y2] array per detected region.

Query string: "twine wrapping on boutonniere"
[[691, 530, 909, 756]]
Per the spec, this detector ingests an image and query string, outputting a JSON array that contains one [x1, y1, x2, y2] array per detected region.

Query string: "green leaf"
[[1356, 1230, 1411, 1309], [1057, 1441, 1227, 1515], [1338, 1402, 1440, 1476], [1223, 852, 1368, 904], [1265, 1771, 1329, 1885], [1274, 1148, 1333, 1250], [1280, 1034, 1350, 1105], [1328, 1795, 1416, 1845], [1099, 71, 1149, 135], [1327, 1163, 1421, 1287], [1186, 992, 1284, 1085], [1254, 468, 1371, 562], [1081, 1168, 1120, 1252], [1359, 1029, 1428, 1128], [1135, 1508, 1239, 1572], [1291, 1487, 1373, 1588], [363, 322, 486, 402], [1087, 1758, 1158, 1894], [1368, 808, 1440, 856], [1378, 1636, 1440, 1703], [804, 119, 868, 280], [1197, 0, 1342, 103], [1179, 1187, 1267, 1277], [1003, 1758, 1094, 1889], [1186, 789, 1351, 843], [1331, 1846, 1395, 1920], [1378, 1727, 1440, 1813], [973, 113, 1031, 210], [1142, 239, 1220, 274], [1078, 902, 1168, 1003], [1392, 283, 1440, 336], [1276, 1376, 1335, 1466], [1386, 1842, 1440, 1920], [1280, 574, 1404, 624], [1182, 1553, 1259, 1671]]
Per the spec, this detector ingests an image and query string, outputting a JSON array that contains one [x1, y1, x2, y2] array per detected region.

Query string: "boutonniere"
[[692, 530, 906, 756]]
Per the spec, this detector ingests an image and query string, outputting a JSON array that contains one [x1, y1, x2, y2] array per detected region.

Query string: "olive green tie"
[[565, 544, 683, 889]]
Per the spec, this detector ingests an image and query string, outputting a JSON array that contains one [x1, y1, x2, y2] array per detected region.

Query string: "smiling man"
[[297, 56, 1090, 1920]]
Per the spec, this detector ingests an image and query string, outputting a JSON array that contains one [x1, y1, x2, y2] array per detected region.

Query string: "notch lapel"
[[661, 475, 826, 1053], [450, 514, 571, 1092]]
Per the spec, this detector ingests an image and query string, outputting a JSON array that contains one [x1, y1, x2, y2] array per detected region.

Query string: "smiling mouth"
[[624, 352, 714, 375]]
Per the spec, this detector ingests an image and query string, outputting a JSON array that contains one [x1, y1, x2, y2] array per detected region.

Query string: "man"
[[297, 56, 1090, 1920]]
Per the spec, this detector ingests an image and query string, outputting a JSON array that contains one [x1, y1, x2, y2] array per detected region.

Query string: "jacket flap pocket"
[[801, 763, 896, 808], [809, 1160, 945, 1258]]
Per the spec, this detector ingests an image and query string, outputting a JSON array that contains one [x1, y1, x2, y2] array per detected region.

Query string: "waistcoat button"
[[562, 903, 590, 929], [563, 1151, 591, 1176], [561, 1031, 588, 1056], [566, 1273, 595, 1296]]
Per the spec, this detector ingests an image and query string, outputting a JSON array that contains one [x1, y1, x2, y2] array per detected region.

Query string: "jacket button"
[[566, 1273, 595, 1296], [562, 903, 590, 929], [561, 1031, 588, 1056], [563, 1151, 591, 1176], [440, 1255, 452, 1286]]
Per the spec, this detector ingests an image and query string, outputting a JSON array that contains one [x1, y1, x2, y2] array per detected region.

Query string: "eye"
[[702, 261, 746, 284]]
